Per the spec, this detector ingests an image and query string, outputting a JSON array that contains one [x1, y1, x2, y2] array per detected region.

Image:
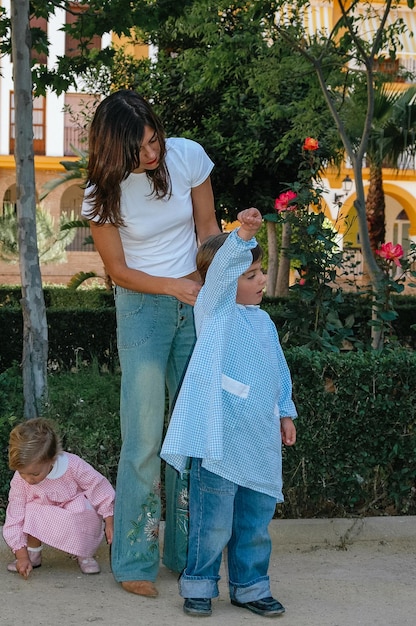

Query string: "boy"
[[161, 208, 297, 618]]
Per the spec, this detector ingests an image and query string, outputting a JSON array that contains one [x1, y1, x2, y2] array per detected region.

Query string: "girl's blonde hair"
[[8, 418, 62, 471]]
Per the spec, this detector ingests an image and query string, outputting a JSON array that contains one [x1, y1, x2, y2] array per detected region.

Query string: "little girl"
[[3, 418, 115, 579]]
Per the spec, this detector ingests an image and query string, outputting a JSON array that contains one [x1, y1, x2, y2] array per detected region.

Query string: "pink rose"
[[375, 242, 404, 267], [274, 190, 297, 213]]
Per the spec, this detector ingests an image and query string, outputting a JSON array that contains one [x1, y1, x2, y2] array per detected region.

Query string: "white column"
[[44, 8, 67, 157]]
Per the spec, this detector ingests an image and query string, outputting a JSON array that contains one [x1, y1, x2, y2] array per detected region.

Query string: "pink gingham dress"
[[3, 452, 115, 558]]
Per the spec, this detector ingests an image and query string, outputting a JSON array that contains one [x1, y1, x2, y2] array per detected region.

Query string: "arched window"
[[393, 209, 410, 255], [60, 185, 94, 252]]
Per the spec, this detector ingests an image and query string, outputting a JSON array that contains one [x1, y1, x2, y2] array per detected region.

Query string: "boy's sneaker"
[[183, 598, 212, 617], [231, 596, 285, 617]]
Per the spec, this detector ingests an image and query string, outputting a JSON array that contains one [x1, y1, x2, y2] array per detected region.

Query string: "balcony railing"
[[64, 126, 88, 156]]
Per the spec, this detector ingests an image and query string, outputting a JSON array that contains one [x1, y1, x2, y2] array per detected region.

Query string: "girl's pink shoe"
[[77, 556, 100, 574]]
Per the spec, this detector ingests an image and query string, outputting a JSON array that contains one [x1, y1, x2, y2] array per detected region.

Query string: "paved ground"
[[1, 516, 415, 626]]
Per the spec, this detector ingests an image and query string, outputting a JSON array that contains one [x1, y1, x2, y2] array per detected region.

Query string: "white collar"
[[47, 452, 69, 479]]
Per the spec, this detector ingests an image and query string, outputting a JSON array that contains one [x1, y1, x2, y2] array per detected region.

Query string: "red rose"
[[303, 137, 319, 151]]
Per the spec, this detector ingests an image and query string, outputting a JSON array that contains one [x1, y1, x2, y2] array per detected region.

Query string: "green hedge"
[[1, 349, 415, 522], [0, 287, 117, 369], [263, 294, 416, 349], [1, 290, 415, 370], [280, 347, 416, 518], [0, 286, 114, 308], [0, 308, 118, 371]]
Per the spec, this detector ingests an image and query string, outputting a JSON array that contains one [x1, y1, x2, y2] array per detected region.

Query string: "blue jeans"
[[179, 459, 276, 602], [111, 289, 195, 583]]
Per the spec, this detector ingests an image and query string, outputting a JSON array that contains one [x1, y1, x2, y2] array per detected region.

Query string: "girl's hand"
[[15, 557, 33, 579]]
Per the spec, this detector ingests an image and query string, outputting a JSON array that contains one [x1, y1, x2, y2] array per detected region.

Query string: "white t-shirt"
[[81, 137, 214, 278]]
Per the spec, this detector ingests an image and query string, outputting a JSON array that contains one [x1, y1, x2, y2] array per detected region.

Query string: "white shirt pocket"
[[222, 374, 249, 399]]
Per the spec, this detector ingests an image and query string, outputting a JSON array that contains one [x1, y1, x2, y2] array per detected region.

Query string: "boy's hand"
[[281, 417, 296, 446], [237, 208, 262, 240]]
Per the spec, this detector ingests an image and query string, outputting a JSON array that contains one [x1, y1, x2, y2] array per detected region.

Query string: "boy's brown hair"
[[197, 232, 263, 284]]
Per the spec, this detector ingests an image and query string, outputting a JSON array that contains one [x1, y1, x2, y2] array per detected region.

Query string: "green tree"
[[266, 0, 416, 348], [10, 0, 48, 419], [40, 1, 343, 297], [346, 85, 416, 253]]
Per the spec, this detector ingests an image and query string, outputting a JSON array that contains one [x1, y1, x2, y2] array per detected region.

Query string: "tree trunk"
[[351, 175, 384, 350], [11, 0, 48, 418], [266, 221, 278, 296], [366, 162, 386, 253], [275, 221, 292, 297]]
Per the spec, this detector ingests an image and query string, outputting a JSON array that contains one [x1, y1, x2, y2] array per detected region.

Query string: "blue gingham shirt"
[[161, 229, 297, 500]]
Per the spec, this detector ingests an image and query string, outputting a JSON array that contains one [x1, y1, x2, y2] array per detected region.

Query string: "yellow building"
[[291, 1, 416, 263]]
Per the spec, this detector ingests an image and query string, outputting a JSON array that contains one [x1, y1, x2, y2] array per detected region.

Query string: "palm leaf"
[[67, 271, 98, 290]]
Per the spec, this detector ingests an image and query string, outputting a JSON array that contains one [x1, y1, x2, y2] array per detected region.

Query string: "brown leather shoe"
[[121, 580, 158, 597]]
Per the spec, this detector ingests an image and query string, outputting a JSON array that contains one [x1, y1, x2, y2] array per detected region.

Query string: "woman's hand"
[[168, 277, 202, 306], [104, 516, 114, 545]]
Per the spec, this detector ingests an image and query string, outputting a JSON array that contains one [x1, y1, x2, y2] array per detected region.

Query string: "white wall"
[[0, 0, 13, 155]]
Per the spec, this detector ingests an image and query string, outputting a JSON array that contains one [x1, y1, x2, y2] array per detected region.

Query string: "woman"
[[81, 89, 219, 597]]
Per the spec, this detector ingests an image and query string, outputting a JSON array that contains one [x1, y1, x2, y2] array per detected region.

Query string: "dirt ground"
[[1, 517, 415, 626]]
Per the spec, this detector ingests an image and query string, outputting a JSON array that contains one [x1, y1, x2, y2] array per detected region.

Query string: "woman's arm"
[[90, 221, 202, 305], [191, 177, 220, 243]]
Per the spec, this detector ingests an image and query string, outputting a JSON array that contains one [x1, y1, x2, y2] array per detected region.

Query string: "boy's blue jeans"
[[179, 459, 276, 602], [111, 289, 195, 583]]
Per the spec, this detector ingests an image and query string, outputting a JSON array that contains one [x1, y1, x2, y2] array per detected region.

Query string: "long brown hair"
[[85, 90, 171, 226]]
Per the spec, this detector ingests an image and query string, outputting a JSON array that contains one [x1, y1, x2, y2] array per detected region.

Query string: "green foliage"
[[0, 367, 20, 518], [102, 1, 343, 220], [263, 136, 416, 351], [46, 308, 118, 371], [40, 147, 89, 200], [361, 243, 416, 349], [0, 288, 415, 373], [271, 210, 355, 351], [45, 362, 121, 486], [0, 204, 76, 264], [280, 347, 416, 518], [34, 1, 343, 221], [67, 271, 100, 290], [264, 139, 356, 350], [0, 285, 114, 308], [0, 287, 117, 372], [1, 351, 416, 524]]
